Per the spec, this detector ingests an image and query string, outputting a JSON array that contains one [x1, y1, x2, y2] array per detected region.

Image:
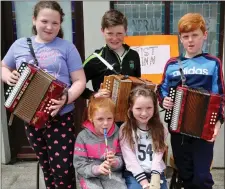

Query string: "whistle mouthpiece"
[[103, 128, 107, 136]]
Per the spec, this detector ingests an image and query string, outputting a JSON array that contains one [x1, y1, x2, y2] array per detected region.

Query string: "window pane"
[[114, 1, 165, 36], [13, 1, 73, 42], [170, 1, 220, 56]]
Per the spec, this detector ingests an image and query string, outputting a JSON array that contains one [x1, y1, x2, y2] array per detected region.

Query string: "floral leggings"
[[25, 111, 75, 189]]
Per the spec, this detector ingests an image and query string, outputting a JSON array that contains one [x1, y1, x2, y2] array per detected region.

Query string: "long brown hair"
[[32, 1, 64, 38], [121, 85, 166, 152]]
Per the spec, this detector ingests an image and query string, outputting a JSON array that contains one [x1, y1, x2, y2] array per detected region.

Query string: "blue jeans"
[[123, 171, 168, 189]]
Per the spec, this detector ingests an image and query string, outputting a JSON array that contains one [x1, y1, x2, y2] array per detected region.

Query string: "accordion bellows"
[[102, 75, 157, 122], [164, 86, 221, 140], [5, 63, 67, 128]]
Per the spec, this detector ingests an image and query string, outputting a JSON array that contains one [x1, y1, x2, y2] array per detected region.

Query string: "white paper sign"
[[131, 45, 170, 74]]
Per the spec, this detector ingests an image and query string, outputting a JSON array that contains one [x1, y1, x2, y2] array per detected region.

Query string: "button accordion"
[[164, 86, 221, 140], [4, 63, 67, 128], [101, 75, 157, 122]]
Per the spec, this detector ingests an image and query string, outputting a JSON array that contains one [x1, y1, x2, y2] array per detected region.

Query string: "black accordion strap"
[[177, 58, 186, 86], [27, 38, 38, 66]]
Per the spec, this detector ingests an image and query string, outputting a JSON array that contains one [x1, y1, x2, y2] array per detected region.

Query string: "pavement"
[[1, 160, 224, 189]]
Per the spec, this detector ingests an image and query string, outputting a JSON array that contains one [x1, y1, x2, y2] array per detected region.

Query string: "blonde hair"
[[178, 13, 206, 34]]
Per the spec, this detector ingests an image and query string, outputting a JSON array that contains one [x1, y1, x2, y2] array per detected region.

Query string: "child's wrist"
[[91, 165, 101, 176], [142, 183, 150, 189]]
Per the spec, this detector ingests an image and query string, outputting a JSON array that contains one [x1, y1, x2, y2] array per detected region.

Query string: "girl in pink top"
[[119, 85, 168, 189]]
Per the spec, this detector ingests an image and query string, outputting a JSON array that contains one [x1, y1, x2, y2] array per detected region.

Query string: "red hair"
[[178, 13, 206, 34], [87, 96, 116, 121]]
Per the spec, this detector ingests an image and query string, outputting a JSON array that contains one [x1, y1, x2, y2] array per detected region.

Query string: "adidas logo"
[[172, 67, 209, 76]]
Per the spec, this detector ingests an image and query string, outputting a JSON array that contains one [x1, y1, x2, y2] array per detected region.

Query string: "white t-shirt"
[[133, 128, 154, 173]]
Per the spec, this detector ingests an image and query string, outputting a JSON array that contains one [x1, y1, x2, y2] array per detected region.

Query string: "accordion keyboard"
[[5, 62, 28, 99], [164, 87, 176, 122], [5, 66, 31, 108], [170, 89, 183, 131], [111, 79, 120, 104]]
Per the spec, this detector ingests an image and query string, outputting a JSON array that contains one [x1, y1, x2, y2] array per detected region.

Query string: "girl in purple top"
[[1, 1, 86, 188], [119, 85, 168, 189]]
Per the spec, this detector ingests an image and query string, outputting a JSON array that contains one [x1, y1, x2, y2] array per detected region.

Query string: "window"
[[112, 1, 224, 58], [170, 1, 221, 56], [113, 1, 165, 35], [12, 1, 73, 42]]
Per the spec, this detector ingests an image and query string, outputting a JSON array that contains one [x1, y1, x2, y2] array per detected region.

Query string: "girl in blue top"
[[1, 1, 86, 188]]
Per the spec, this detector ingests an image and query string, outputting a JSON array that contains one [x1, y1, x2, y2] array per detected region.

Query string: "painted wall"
[[83, 1, 109, 91]]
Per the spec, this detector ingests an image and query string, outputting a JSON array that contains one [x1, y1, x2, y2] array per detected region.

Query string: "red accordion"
[[4, 63, 67, 128], [164, 86, 221, 140]]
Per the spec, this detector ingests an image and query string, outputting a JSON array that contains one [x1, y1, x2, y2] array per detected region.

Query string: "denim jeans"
[[123, 171, 168, 189]]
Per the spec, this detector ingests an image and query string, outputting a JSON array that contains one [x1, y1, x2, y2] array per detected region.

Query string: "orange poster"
[[124, 35, 179, 84]]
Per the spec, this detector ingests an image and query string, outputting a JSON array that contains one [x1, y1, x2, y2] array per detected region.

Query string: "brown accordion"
[[4, 63, 67, 128], [164, 86, 221, 140], [101, 75, 157, 122]]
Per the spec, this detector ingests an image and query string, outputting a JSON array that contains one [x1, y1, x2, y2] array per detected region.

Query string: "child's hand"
[[207, 120, 221, 142], [98, 160, 111, 175], [163, 96, 174, 110], [94, 83, 111, 98], [7, 70, 20, 86], [48, 94, 67, 117], [106, 151, 116, 167]]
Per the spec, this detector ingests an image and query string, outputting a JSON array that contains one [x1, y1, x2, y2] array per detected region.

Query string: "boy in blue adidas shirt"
[[157, 13, 224, 189]]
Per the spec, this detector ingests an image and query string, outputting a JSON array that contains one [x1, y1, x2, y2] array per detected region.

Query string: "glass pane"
[[114, 1, 165, 36], [13, 1, 73, 42], [170, 1, 220, 56]]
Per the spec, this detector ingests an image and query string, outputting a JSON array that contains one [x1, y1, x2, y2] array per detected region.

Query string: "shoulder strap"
[[27, 38, 38, 66], [177, 58, 186, 86]]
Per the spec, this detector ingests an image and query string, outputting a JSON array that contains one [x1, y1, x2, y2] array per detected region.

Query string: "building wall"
[[1, 85, 11, 164], [83, 1, 109, 58], [83, 1, 109, 91]]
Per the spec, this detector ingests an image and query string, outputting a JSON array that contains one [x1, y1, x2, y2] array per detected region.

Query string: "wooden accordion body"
[[4, 63, 67, 128], [164, 86, 221, 140], [102, 75, 156, 122]]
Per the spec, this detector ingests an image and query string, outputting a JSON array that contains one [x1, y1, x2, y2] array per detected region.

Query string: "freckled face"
[[180, 28, 207, 57], [101, 25, 126, 50], [92, 108, 114, 136], [131, 96, 154, 125]]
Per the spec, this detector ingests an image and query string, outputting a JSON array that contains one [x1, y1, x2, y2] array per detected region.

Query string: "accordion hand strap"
[[27, 38, 39, 66], [177, 58, 186, 86]]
